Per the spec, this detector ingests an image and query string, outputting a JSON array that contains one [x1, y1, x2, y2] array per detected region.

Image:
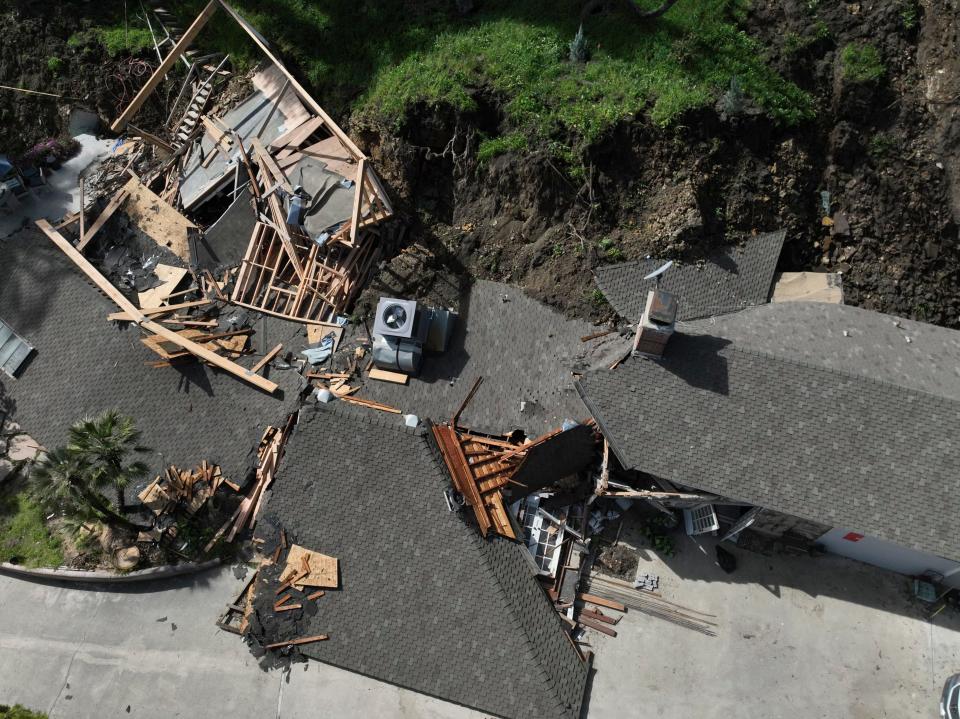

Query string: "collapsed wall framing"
[[112, 0, 393, 324]]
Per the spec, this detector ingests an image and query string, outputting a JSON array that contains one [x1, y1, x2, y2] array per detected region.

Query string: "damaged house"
[[580, 232, 960, 588]]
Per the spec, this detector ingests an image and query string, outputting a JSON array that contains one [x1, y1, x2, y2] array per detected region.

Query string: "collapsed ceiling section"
[[109, 0, 392, 325], [36, 0, 395, 393]]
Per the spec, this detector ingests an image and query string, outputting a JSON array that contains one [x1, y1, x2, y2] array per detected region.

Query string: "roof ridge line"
[[475, 539, 569, 712]]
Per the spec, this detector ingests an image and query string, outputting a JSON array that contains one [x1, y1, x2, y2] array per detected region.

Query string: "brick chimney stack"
[[632, 289, 678, 359]]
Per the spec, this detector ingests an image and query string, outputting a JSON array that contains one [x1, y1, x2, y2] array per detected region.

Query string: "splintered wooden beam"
[[36, 219, 279, 394], [111, 0, 220, 132], [348, 158, 366, 245], [128, 124, 175, 155], [250, 136, 292, 194], [264, 635, 328, 649], [433, 424, 492, 537], [266, 193, 305, 281], [452, 376, 483, 427], [218, 0, 364, 159]]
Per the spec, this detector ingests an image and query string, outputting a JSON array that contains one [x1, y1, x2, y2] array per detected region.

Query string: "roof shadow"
[[660, 333, 731, 396], [630, 525, 960, 630]]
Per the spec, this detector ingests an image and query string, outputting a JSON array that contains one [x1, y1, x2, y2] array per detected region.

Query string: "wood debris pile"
[[203, 419, 293, 554], [433, 377, 600, 540], [35, 0, 394, 397], [217, 522, 336, 660], [136, 460, 239, 554]]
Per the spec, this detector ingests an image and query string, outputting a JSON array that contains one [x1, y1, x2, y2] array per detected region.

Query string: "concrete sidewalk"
[[0, 566, 482, 718]]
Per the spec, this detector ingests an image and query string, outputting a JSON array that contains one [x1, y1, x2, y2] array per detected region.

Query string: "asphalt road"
[[0, 566, 481, 718]]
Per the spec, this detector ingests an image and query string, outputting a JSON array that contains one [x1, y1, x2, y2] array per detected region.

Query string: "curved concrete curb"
[[0, 558, 221, 584]]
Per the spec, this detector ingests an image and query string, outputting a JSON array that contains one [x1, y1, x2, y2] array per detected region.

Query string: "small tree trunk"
[[71, 479, 149, 532]]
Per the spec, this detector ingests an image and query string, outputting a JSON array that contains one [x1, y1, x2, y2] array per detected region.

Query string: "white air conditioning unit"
[[373, 298, 417, 339]]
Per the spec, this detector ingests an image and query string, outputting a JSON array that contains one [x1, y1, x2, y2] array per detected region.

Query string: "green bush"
[[841, 42, 885, 83], [46, 56, 64, 74], [0, 705, 48, 719], [901, 1, 920, 30], [587, 288, 610, 309]]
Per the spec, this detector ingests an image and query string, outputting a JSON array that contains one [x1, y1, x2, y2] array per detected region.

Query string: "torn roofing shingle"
[[594, 229, 786, 322], [0, 230, 304, 491], [258, 402, 588, 719], [576, 309, 960, 562]]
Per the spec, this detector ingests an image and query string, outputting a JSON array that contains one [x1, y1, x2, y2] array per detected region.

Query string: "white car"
[[942, 674, 960, 718]]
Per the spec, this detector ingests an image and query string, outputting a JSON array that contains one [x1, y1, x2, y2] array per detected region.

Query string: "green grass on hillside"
[[840, 42, 885, 83], [181, 0, 812, 154], [68, 24, 155, 58], [0, 490, 64, 568]]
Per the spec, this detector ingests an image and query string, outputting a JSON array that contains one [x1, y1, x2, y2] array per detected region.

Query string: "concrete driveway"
[[0, 566, 482, 719], [585, 526, 960, 719], [3, 533, 958, 718]]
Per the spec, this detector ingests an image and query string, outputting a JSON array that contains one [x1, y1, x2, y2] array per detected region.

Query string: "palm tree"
[[30, 446, 147, 531], [66, 411, 150, 511], [30, 411, 152, 532]]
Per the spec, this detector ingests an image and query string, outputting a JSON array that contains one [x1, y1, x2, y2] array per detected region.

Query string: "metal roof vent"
[[373, 297, 417, 339], [0, 319, 34, 378]]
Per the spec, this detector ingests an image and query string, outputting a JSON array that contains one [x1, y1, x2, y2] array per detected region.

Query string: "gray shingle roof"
[[257, 403, 588, 719], [576, 305, 960, 561], [594, 230, 786, 322], [354, 280, 593, 436], [683, 302, 960, 401], [0, 230, 304, 491]]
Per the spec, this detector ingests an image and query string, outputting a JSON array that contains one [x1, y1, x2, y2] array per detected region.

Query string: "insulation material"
[[772, 272, 844, 304]]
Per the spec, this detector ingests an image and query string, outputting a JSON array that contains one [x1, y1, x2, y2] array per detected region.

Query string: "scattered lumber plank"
[[579, 616, 618, 637], [76, 188, 129, 252], [264, 635, 328, 650], [108, 299, 211, 322], [251, 343, 283, 373], [368, 368, 408, 385], [580, 608, 620, 625], [338, 395, 401, 414], [578, 592, 627, 612], [581, 329, 613, 342], [37, 220, 277, 394]]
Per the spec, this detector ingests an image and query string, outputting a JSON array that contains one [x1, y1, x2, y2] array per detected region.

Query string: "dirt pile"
[[359, 0, 960, 326], [0, 3, 161, 154]]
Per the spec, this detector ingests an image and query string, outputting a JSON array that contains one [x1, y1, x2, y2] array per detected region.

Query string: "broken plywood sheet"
[[771, 272, 843, 305], [284, 544, 338, 589], [137, 264, 189, 308], [122, 177, 196, 263], [252, 65, 311, 130], [306, 322, 344, 351], [298, 136, 356, 180]]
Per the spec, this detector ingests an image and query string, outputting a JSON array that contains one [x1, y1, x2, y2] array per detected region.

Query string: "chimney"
[[633, 289, 678, 358]]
